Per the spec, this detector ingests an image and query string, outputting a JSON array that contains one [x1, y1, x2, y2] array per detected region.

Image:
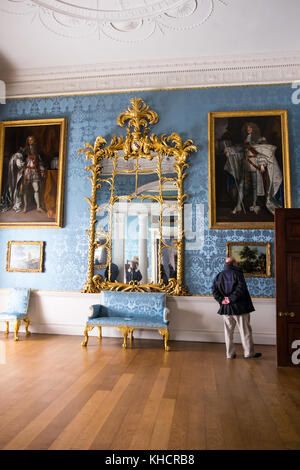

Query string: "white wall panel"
[[0, 289, 276, 346]]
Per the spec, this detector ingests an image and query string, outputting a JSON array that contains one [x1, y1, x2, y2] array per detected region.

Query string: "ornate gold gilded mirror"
[[79, 98, 197, 295]]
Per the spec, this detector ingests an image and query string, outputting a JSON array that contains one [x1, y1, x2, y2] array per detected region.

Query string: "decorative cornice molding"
[[3, 52, 300, 98]]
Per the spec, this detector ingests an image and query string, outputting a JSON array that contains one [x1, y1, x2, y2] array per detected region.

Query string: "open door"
[[275, 209, 300, 367]]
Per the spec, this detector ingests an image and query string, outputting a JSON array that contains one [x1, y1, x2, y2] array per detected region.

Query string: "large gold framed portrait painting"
[[208, 110, 292, 229], [0, 118, 67, 228]]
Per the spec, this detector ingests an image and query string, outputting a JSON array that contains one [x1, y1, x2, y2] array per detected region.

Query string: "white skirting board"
[[0, 289, 276, 345]]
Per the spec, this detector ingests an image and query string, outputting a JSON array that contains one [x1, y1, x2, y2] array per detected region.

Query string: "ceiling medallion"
[[0, 0, 227, 42]]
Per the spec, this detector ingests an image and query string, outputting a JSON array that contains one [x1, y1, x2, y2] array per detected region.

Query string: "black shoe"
[[244, 352, 262, 359], [227, 353, 236, 359]]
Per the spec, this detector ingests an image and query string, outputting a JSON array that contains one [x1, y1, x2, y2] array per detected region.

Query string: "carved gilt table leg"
[[158, 328, 170, 351], [14, 320, 21, 341], [118, 326, 129, 349], [129, 328, 134, 345], [81, 325, 94, 347], [5, 321, 9, 335], [98, 326, 102, 341], [24, 318, 31, 336]]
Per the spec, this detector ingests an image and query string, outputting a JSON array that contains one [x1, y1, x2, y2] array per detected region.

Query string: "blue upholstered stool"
[[0, 288, 31, 341]]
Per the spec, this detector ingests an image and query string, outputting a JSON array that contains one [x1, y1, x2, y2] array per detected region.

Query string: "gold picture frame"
[[226, 242, 271, 278], [208, 110, 292, 229], [6, 241, 44, 272], [0, 118, 67, 228]]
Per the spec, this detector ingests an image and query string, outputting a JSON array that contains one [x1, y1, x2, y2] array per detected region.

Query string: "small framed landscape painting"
[[226, 242, 271, 278], [6, 241, 44, 273]]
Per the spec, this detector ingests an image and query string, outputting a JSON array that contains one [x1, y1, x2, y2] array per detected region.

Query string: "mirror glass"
[[107, 155, 179, 285]]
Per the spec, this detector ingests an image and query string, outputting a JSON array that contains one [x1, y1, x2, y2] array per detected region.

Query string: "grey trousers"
[[223, 313, 255, 358]]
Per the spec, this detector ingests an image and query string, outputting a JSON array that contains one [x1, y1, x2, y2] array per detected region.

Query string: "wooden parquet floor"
[[0, 333, 299, 450]]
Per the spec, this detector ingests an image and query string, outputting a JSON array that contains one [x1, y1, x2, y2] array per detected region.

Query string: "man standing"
[[105, 263, 119, 283], [126, 260, 142, 283], [212, 257, 262, 359]]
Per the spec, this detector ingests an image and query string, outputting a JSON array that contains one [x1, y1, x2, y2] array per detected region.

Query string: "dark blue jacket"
[[126, 268, 142, 283], [212, 265, 255, 315], [105, 263, 119, 282]]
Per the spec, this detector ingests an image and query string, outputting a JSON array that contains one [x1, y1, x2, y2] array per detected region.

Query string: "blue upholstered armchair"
[[0, 288, 31, 341]]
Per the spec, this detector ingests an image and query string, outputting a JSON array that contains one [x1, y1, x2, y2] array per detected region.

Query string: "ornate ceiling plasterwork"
[[0, 0, 226, 42]]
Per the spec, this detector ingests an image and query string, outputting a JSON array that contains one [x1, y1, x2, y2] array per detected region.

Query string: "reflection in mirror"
[[94, 220, 108, 278], [109, 194, 179, 286], [114, 175, 136, 199], [111, 201, 150, 285], [94, 238, 107, 272], [151, 212, 178, 285], [124, 214, 143, 284], [161, 244, 177, 284]]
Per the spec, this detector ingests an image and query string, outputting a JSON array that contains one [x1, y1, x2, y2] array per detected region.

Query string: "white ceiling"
[[1, 0, 300, 70], [0, 0, 300, 96]]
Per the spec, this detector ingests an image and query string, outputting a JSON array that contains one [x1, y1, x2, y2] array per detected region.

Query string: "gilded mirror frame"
[[79, 98, 197, 295]]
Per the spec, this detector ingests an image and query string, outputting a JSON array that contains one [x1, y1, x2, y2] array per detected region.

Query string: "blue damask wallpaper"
[[0, 85, 299, 295]]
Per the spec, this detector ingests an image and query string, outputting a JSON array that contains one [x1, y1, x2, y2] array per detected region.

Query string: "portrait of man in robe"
[[208, 110, 291, 229], [0, 119, 66, 228]]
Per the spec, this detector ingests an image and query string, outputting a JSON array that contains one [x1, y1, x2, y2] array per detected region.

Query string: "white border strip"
[[3, 52, 300, 98], [0, 289, 276, 345]]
